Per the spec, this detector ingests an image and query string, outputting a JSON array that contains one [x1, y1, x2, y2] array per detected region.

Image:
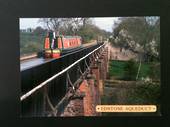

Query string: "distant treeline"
[[20, 32, 46, 55], [20, 20, 111, 55]]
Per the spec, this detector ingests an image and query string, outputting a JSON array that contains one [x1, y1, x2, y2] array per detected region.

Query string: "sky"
[[19, 17, 118, 32]]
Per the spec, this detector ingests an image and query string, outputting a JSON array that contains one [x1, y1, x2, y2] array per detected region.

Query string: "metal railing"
[[21, 42, 106, 116]]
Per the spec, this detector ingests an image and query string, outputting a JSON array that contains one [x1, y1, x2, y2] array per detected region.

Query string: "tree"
[[111, 17, 160, 62], [39, 18, 92, 34], [39, 18, 64, 33], [39, 18, 111, 43], [33, 26, 47, 35]]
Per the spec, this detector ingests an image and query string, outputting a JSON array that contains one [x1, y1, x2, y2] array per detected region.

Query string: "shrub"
[[148, 63, 160, 81], [123, 59, 138, 80], [127, 82, 160, 104]]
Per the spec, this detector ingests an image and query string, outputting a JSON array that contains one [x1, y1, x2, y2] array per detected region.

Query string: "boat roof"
[[57, 35, 81, 38]]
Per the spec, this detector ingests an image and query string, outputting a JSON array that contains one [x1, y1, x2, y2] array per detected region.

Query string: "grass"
[[138, 62, 150, 78], [109, 60, 126, 79], [109, 60, 151, 80], [102, 60, 161, 116]]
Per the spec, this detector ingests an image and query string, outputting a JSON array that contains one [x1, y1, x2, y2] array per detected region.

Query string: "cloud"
[[19, 18, 41, 29], [94, 17, 118, 32]]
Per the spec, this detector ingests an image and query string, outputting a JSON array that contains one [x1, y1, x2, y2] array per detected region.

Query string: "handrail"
[[20, 42, 106, 101]]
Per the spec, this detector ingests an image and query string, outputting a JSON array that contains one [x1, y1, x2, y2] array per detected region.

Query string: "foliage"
[[32, 26, 48, 35], [39, 18, 111, 43], [123, 59, 138, 80], [109, 60, 156, 80], [78, 24, 95, 42], [127, 82, 160, 104], [21, 42, 42, 54], [101, 81, 160, 116], [20, 18, 112, 55], [101, 92, 117, 105], [78, 24, 110, 42], [20, 31, 46, 55], [39, 18, 93, 34], [109, 59, 138, 80], [111, 17, 160, 62], [148, 62, 160, 80]]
